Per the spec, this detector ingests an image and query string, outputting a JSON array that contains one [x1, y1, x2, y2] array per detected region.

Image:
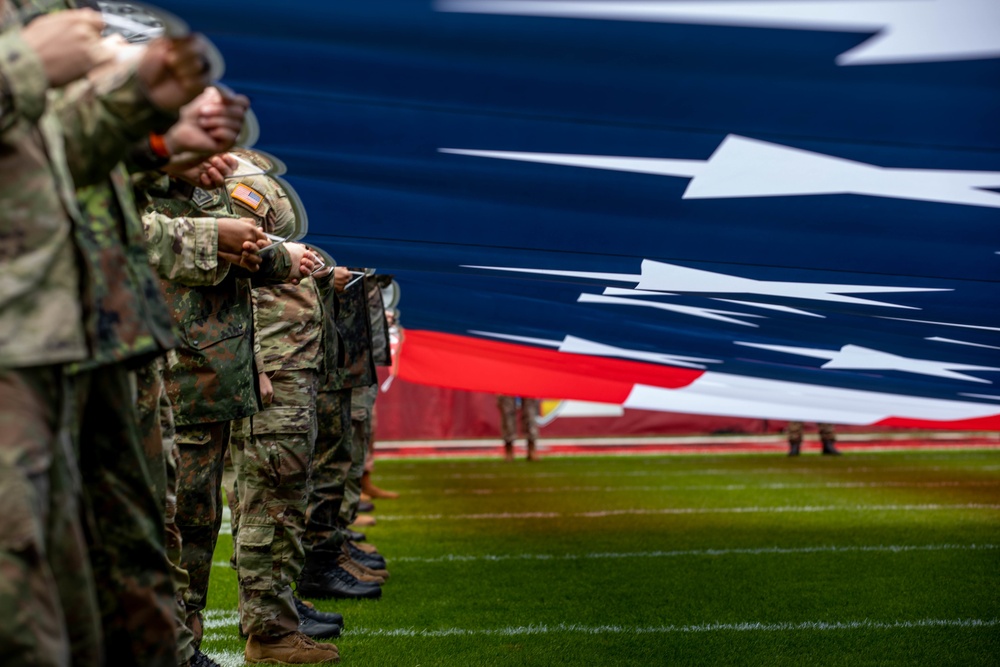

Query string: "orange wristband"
[[149, 132, 170, 158]]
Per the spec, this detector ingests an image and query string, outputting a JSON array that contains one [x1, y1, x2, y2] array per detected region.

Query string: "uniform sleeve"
[[0, 28, 49, 134], [142, 211, 231, 286], [251, 289, 265, 373], [52, 61, 178, 187]]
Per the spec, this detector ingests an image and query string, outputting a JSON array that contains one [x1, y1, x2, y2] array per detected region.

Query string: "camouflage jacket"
[[68, 163, 178, 372], [0, 7, 176, 369], [367, 277, 391, 367], [321, 272, 376, 392], [146, 184, 294, 426], [227, 174, 331, 374], [138, 174, 229, 286]]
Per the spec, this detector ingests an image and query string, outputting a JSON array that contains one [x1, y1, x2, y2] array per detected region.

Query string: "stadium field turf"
[[203, 447, 1000, 666]]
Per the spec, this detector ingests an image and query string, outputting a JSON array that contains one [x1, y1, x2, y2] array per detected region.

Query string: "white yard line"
[[201, 616, 1000, 663], [374, 503, 1000, 521], [212, 542, 997, 568], [417, 480, 1000, 495]]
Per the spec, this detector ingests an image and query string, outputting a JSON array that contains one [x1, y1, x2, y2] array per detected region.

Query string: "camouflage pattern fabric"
[[331, 275, 377, 389], [135, 358, 197, 664], [497, 395, 541, 444], [236, 369, 319, 638], [0, 3, 177, 369], [1, 4, 182, 665], [0, 23, 87, 368], [69, 166, 178, 372], [0, 366, 101, 667], [304, 387, 353, 556], [143, 211, 229, 286], [148, 187, 293, 427], [366, 278, 391, 367], [341, 384, 378, 525], [228, 173, 330, 375], [74, 365, 177, 667], [174, 420, 231, 649], [786, 421, 836, 442], [364, 401, 379, 474]]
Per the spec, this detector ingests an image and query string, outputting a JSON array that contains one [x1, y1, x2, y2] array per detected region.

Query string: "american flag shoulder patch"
[[232, 183, 265, 210]]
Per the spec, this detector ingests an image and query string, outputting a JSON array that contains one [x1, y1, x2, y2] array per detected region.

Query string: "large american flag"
[[159, 0, 1000, 427]]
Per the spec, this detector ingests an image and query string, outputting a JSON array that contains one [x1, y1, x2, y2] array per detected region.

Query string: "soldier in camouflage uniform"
[[786, 421, 840, 456], [144, 176, 309, 655], [358, 276, 394, 500], [0, 3, 215, 664], [497, 395, 541, 461], [298, 271, 390, 601], [217, 170, 341, 665], [136, 152, 268, 667]]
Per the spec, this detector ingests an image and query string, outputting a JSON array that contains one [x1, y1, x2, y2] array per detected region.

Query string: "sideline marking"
[[389, 543, 999, 564], [425, 480, 1000, 496], [201, 616, 1000, 663], [212, 542, 997, 569], [375, 503, 1000, 522]]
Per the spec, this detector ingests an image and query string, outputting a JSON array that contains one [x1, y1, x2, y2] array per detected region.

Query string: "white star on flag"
[[442, 135, 1000, 208], [734, 342, 1000, 383], [463, 259, 948, 309], [471, 331, 721, 368]]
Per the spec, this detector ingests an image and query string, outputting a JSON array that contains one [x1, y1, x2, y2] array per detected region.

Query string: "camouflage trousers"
[[135, 359, 196, 665], [234, 369, 318, 638], [786, 421, 836, 442], [303, 387, 352, 558], [174, 419, 231, 648], [341, 384, 377, 526], [364, 402, 378, 474], [74, 364, 177, 667], [0, 366, 100, 667], [497, 395, 540, 444]]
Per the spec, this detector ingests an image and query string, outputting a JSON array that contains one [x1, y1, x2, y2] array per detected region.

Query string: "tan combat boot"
[[351, 514, 376, 527], [336, 553, 386, 584], [504, 441, 514, 462], [526, 440, 538, 462], [245, 631, 339, 665], [362, 471, 400, 499]]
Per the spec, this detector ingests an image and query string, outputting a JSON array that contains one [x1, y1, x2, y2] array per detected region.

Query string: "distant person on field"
[[497, 395, 540, 462], [787, 422, 840, 456]]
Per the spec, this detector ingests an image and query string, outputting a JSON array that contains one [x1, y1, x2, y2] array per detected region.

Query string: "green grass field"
[[203, 448, 1000, 666]]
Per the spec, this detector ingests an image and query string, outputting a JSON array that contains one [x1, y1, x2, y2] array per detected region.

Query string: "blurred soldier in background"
[[787, 422, 840, 456], [497, 395, 541, 462]]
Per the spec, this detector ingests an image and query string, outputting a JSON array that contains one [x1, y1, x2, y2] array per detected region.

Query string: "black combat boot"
[[297, 558, 382, 600], [347, 542, 386, 570], [504, 440, 514, 462], [788, 438, 801, 456], [294, 596, 344, 627], [821, 438, 842, 456]]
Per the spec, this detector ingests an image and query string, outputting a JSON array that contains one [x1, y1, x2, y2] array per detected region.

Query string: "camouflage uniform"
[[497, 396, 541, 445], [786, 421, 838, 455], [145, 182, 293, 650], [0, 16, 92, 666], [228, 173, 335, 638], [135, 209, 231, 665], [302, 273, 377, 561], [0, 5, 183, 664], [361, 278, 390, 476]]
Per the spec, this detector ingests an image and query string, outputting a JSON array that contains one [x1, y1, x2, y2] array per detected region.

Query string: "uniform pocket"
[[178, 306, 247, 351], [236, 520, 275, 591]]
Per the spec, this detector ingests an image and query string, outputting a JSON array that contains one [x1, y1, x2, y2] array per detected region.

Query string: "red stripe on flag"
[[875, 414, 1000, 430], [395, 330, 703, 403]]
